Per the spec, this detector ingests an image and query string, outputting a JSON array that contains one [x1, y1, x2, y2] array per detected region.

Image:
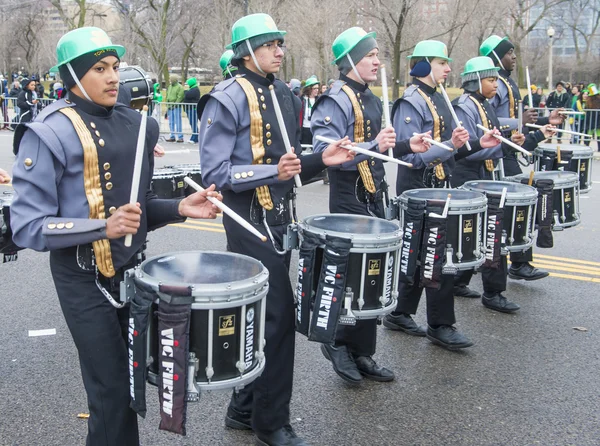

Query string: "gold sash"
[[59, 108, 115, 278], [468, 96, 495, 172], [341, 85, 376, 194], [416, 89, 445, 180], [236, 77, 273, 210]]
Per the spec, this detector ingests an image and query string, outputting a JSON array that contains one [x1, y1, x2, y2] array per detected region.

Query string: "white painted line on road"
[[580, 196, 589, 199], [28, 328, 56, 337], [593, 181, 600, 184]]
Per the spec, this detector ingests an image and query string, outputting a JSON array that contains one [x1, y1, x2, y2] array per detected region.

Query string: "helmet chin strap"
[[426, 57, 438, 86], [477, 72, 482, 94], [492, 50, 506, 71], [346, 54, 364, 84], [66, 62, 92, 102], [246, 40, 266, 75]]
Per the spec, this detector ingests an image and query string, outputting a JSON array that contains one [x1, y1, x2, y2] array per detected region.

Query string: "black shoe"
[[508, 262, 549, 281], [454, 285, 481, 299], [320, 344, 362, 384], [383, 313, 426, 336], [176, 138, 184, 143], [482, 293, 520, 314], [255, 425, 309, 446], [426, 325, 474, 350], [354, 356, 395, 382], [166, 137, 176, 142], [225, 406, 252, 430]]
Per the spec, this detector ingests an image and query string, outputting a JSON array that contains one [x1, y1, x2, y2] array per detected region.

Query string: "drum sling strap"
[[518, 178, 555, 248], [236, 77, 274, 210], [295, 231, 321, 337], [399, 198, 426, 285], [308, 235, 352, 344], [483, 195, 505, 269], [416, 89, 446, 181], [59, 107, 115, 278], [341, 85, 376, 194], [539, 148, 573, 172], [468, 96, 496, 172], [419, 203, 447, 289]]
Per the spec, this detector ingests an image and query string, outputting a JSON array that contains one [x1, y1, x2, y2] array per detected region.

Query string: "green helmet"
[[226, 13, 286, 50], [587, 83, 598, 96], [304, 75, 319, 88], [461, 56, 499, 80], [479, 35, 507, 57], [52, 27, 125, 72], [331, 27, 376, 64], [407, 40, 452, 61], [219, 50, 237, 77]]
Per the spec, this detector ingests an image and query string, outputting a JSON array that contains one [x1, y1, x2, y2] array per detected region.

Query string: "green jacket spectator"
[[166, 74, 184, 109]]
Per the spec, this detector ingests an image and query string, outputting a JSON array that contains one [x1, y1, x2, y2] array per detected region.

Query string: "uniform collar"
[[499, 68, 512, 78], [471, 91, 487, 102], [237, 66, 276, 86], [340, 73, 368, 92], [67, 91, 113, 117], [414, 79, 436, 95]]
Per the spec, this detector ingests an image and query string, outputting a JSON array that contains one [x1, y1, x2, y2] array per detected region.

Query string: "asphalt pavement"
[[1, 134, 600, 446]]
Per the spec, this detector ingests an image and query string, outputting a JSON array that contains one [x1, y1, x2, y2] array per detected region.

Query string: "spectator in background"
[[9, 80, 21, 116], [16, 78, 38, 124], [299, 75, 320, 145], [289, 78, 301, 97], [532, 86, 546, 108], [546, 82, 570, 140], [184, 77, 200, 144], [165, 74, 184, 142], [583, 84, 600, 149], [35, 80, 45, 99], [570, 86, 584, 143]]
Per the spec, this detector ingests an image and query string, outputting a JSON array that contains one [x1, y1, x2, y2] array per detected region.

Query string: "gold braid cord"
[[468, 96, 496, 172], [341, 85, 376, 194], [416, 89, 445, 180], [236, 77, 273, 210], [59, 108, 115, 278]]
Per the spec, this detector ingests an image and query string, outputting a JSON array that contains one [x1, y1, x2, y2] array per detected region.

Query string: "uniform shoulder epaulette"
[[402, 85, 419, 98], [34, 99, 74, 123], [212, 76, 238, 93]]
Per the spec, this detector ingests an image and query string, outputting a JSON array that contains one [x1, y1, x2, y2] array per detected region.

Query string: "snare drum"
[[151, 168, 186, 199], [510, 171, 580, 230], [298, 214, 401, 319], [168, 164, 202, 196], [396, 189, 488, 270], [136, 251, 268, 391], [462, 181, 538, 252], [118, 66, 152, 110], [534, 143, 593, 193]]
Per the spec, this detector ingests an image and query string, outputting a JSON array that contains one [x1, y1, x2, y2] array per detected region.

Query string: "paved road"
[[1, 135, 600, 445]]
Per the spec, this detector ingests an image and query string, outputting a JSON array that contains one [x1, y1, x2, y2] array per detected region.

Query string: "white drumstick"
[[314, 135, 413, 167], [499, 187, 507, 209], [525, 67, 533, 108], [125, 105, 148, 247], [268, 85, 302, 188], [439, 82, 472, 151], [476, 124, 532, 156], [183, 177, 267, 242], [413, 133, 454, 152], [525, 123, 591, 138], [380, 65, 393, 157], [430, 194, 451, 219], [558, 110, 585, 115]]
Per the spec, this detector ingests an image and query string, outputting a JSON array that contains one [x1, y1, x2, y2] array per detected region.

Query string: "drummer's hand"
[[277, 152, 301, 181], [178, 183, 222, 219], [523, 108, 538, 124], [106, 203, 141, 239], [322, 136, 355, 166], [376, 126, 396, 152], [540, 124, 557, 138], [0, 168, 11, 184], [409, 131, 431, 153], [480, 127, 502, 148], [153, 144, 165, 157], [548, 108, 565, 125], [451, 127, 469, 149], [510, 132, 526, 146]]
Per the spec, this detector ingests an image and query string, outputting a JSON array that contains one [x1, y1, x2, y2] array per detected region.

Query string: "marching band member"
[[10, 27, 222, 445], [480, 35, 563, 282], [311, 27, 429, 383], [220, 49, 238, 80], [198, 13, 355, 446], [383, 41, 498, 350]]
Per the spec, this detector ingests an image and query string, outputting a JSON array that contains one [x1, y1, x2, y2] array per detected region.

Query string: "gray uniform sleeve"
[[310, 96, 378, 169], [392, 100, 455, 168], [454, 105, 502, 161], [11, 131, 107, 252], [199, 97, 279, 192]]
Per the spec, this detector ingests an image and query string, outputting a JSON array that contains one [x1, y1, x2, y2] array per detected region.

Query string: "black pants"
[[301, 127, 313, 146], [510, 247, 533, 264], [50, 248, 139, 446], [395, 269, 456, 326], [455, 258, 508, 295], [329, 168, 382, 356], [224, 216, 295, 433]]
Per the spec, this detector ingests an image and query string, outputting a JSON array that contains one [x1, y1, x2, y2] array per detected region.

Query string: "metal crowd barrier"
[[528, 107, 599, 148]]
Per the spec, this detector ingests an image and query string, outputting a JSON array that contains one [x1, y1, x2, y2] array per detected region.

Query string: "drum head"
[[401, 189, 487, 210], [537, 143, 594, 157], [513, 171, 579, 187], [137, 251, 268, 300], [463, 180, 537, 199], [169, 163, 202, 174], [153, 168, 184, 179]]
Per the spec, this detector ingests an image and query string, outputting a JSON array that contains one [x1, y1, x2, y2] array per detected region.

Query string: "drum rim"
[[536, 144, 594, 156], [135, 250, 270, 300], [299, 213, 401, 245], [511, 171, 580, 187], [398, 188, 488, 209], [462, 180, 538, 200]]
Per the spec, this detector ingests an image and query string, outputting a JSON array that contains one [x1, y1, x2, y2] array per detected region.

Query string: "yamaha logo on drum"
[[245, 307, 255, 369], [219, 315, 235, 336]]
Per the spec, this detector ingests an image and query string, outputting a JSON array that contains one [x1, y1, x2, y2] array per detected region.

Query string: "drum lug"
[[119, 268, 136, 304], [442, 245, 458, 275], [236, 361, 246, 374], [385, 200, 399, 221], [552, 211, 564, 230], [283, 223, 299, 251], [186, 352, 200, 403], [338, 287, 357, 326]]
